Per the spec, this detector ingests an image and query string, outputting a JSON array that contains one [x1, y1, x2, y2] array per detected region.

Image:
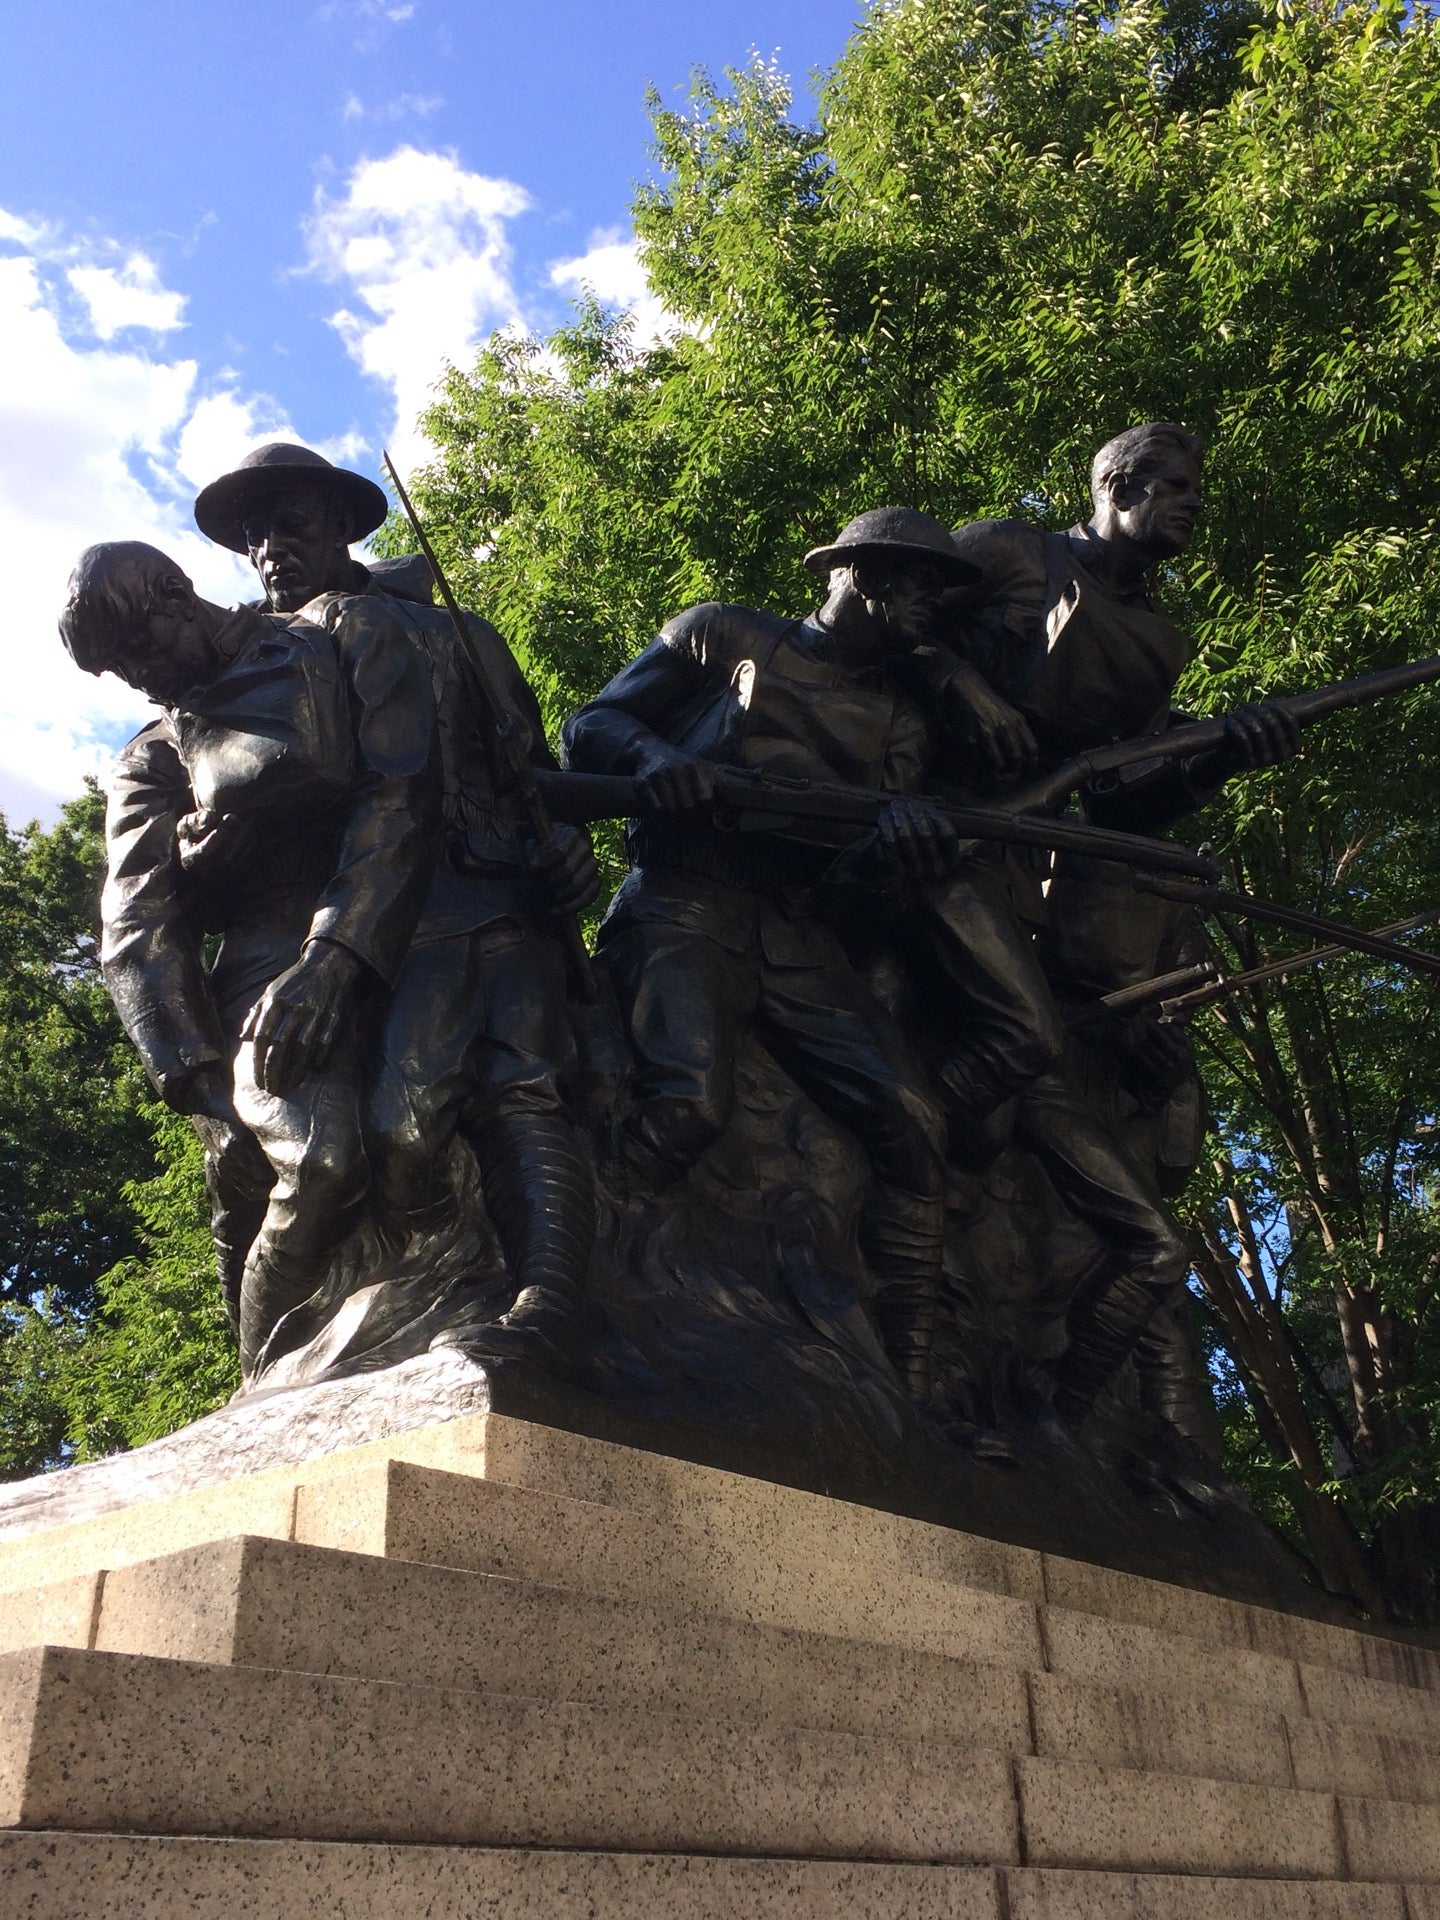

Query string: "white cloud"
[[172, 387, 299, 492], [548, 227, 674, 349], [0, 216, 276, 821], [342, 91, 443, 124], [67, 253, 187, 340], [321, 0, 417, 50], [305, 146, 530, 470]]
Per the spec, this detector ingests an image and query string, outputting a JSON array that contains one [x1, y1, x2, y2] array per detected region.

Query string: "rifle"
[[1066, 961, 1221, 1031], [382, 453, 597, 1004], [1135, 877, 1440, 983], [1004, 652, 1440, 814], [1156, 906, 1440, 1019], [535, 767, 1220, 881]]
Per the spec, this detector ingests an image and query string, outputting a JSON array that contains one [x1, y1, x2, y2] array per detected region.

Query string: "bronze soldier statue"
[[563, 508, 977, 1397], [929, 422, 1299, 1426], [59, 540, 438, 1381], [193, 443, 601, 1362]]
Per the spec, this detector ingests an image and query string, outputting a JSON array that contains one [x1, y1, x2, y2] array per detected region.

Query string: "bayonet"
[[1135, 877, 1440, 983], [1157, 906, 1440, 1019]]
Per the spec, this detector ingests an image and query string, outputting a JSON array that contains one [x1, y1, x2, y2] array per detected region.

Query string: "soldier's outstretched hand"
[[875, 797, 963, 882], [532, 823, 602, 915], [1222, 702, 1302, 772], [241, 938, 365, 1097]]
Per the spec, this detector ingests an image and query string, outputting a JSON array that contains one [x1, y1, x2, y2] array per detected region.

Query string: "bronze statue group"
[[60, 424, 1318, 1512]]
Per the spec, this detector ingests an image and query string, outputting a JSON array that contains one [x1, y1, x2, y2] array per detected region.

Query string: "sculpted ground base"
[[1, 1401, 1439, 1915]]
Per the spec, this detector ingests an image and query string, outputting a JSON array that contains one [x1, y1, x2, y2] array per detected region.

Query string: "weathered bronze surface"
[[57, 427, 1433, 1610]]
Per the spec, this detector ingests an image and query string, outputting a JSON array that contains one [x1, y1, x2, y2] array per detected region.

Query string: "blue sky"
[[0, 0, 859, 822]]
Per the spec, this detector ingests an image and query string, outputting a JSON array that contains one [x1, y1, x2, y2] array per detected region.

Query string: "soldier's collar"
[[212, 603, 275, 667], [1065, 523, 1156, 604]]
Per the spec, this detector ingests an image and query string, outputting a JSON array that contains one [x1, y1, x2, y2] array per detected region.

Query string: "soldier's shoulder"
[[112, 716, 179, 771], [949, 516, 1047, 570], [295, 586, 388, 629], [659, 600, 789, 654], [106, 718, 187, 812]]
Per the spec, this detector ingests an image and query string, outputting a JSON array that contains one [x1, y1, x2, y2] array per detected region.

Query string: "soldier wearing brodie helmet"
[[564, 507, 980, 1398]]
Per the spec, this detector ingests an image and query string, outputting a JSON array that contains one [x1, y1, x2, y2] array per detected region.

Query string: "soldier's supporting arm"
[[466, 611, 600, 913], [904, 644, 1039, 787], [100, 722, 229, 1116], [242, 600, 440, 1095], [463, 611, 560, 773]]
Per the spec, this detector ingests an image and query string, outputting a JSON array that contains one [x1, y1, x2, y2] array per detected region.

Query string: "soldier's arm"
[[909, 520, 1040, 787], [241, 600, 440, 1096], [100, 724, 226, 1111], [461, 612, 561, 774], [463, 613, 599, 910], [1081, 705, 1300, 836], [561, 604, 723, 776], [308, 596, 440, 982]]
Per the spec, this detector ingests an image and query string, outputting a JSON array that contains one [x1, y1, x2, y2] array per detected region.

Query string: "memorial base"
[[1, 1386, 1438, 1916]]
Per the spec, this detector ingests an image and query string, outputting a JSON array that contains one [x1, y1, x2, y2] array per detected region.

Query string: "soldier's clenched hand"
[[1221, 702, 1301, 772], [531, 823, 601, 914], [634, 749, 717, 814], [874, 797, 963, 882], [241, 938, 365, 1097]]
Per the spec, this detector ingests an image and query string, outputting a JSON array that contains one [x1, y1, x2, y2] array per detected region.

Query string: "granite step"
[[82, 1533, 1032, 1751], [0, 1642, 1018, 1862], [289, 1457, 1045, 1662], [0, 1834, 1426, 1920], [5, 1503, 1436, 1752], [0, 1406, 1432, 1707], [8, 1535, 1439, 1806], [1032, 1669, 1440, 1803], [1042, 1552, 1440, 1691], [1008, 1869, 1412, 1916], [6, 1627, 1440, 1880]]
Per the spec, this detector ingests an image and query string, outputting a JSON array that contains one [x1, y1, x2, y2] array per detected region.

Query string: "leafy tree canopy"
[[409, 0, 1440, 1619]]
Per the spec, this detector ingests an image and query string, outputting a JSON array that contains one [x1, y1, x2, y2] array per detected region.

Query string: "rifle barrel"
[[1159, 906, 1440, 1016], [534, 769, 1218, 879], [1137, 879, 1440, 982]]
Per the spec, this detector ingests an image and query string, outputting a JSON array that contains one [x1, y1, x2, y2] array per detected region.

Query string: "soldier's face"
[[245, 485, 348, 613], [877, 559, 948, 647], [1108, 455, 1203, 560], [110, 597, 215, 704]]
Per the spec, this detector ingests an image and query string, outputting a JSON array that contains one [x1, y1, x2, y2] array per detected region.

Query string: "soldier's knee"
[[1122, 1212, 1188, 1287], [629, 1092, 728, 1181], [291, 1131, 368, 1228], [1018, 997, 1067, 1078]]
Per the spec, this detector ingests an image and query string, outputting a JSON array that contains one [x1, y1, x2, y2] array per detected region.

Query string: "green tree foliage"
[[0, 796, 233, 1478], [411, 0, 1440, 1617], [52, 1106, 238, 1459], [0, 788, 154, 1310]]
